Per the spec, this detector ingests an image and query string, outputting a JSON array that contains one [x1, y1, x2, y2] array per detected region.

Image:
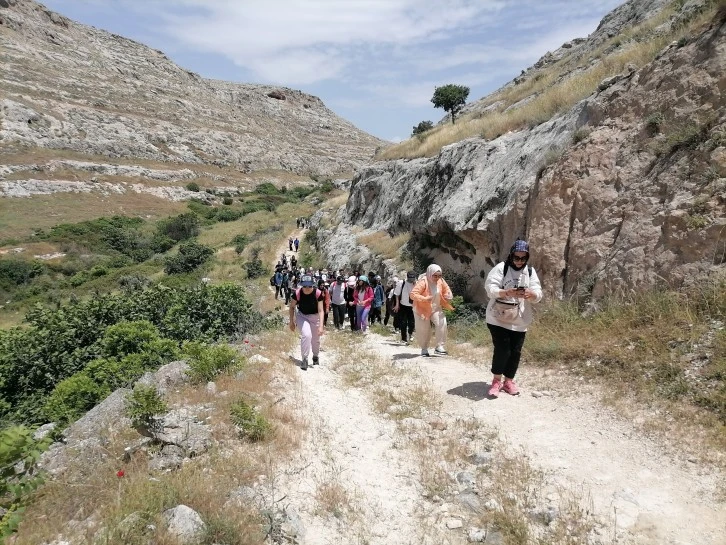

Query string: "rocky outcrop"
[[331, 7, 726, 301], [0, 0, 383, 178]]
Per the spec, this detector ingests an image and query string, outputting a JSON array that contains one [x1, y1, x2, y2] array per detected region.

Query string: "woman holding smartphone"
[[484, 239, 543, 397]]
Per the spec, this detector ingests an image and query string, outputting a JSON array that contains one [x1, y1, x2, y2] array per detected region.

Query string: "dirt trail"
[[267, 231, 725, 544], [364, 332, 726, 545]]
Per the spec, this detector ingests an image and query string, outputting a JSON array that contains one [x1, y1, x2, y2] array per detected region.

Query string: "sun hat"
[[406, 271, 417, 281], [300, 274, 315, 287], [359, 275, 369, 283]]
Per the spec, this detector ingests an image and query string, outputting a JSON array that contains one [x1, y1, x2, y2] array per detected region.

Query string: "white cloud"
[[125, 0, 509, 84]]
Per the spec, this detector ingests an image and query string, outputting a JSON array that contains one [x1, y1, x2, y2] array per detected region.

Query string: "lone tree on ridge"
[[431, 84, 470, 125]]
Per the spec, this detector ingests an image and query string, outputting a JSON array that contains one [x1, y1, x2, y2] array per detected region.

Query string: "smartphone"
[[516, 286, 525, 293]]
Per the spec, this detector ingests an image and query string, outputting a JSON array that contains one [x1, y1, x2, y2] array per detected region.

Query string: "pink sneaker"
[[488, 378, 503, 398], [503, 379, 520, 395]]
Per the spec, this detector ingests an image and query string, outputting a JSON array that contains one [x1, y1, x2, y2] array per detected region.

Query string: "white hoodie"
[[484, 262, 543, 331]]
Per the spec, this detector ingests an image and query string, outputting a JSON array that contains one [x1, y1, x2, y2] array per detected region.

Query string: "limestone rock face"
[[0, 0, 383, 179], [335, 9, 725, 300]]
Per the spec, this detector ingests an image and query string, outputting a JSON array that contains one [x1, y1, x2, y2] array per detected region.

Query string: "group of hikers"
[[282, 236, 544, 398]]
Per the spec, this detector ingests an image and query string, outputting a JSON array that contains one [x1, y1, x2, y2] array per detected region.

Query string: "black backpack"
[[270, 275, 276, 286]]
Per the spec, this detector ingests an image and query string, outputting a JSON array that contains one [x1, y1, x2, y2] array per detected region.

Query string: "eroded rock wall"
[[327, 10, 725, 302]]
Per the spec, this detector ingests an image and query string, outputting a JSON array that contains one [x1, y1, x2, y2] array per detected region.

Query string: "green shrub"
[[230, 397, 270, 441], [572, 127, 591, 144], [0, 426, 50, 539], [186, 182, 200, 192], [216, 208, 243, 222], [222, 196, 234, 205], [243, 247, 267, 279], [101, 321, 162, 359], [125, 384, 167, 433], [157, 213, 200, 242], [0, 283, 258, 425], [164, 241, 214, 274], [645, 112, 665, 133], [183, 342, 241, 383], [0, 260, 44, 286], [232, 234, 248, 255], [44, 374, 109, 423], [412, 120, 434, 137], [253, 182, 279, 195], [150, 233, 176, 253]]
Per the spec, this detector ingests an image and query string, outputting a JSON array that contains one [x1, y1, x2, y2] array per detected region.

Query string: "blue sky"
[[41, 0, 624, 142]]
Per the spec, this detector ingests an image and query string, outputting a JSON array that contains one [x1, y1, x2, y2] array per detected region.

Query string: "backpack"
[[269, 275, 276, 286], [502, 262, 533, 285], [295, 288, 322, 301]]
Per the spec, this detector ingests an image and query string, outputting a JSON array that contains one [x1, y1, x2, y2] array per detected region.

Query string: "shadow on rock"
[[447, 381, 489, 401]]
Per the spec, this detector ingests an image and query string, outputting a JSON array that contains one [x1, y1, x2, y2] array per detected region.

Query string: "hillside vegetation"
[[378, 0, 721, 160]]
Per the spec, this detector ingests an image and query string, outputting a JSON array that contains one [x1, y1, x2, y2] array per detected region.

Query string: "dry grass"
[[0, 192, 186, 240], [378, 2, 720, 160], [357, 231, 410, 262]]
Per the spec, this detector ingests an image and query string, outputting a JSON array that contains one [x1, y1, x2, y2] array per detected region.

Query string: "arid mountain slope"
[[0, 0, 382, 181], [319, 0, 725, 301]]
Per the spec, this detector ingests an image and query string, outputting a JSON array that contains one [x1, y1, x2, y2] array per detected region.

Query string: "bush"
[[186, 182, 200, 192], [243, 247, 267, 279], [253, 182, 279, 195], [0, 283, 258, 425], [232, 234, 248, 255], [125, 384, 167, 433], [101, 320, 162, 359], [0, 426, 49, 539], [164, 241, 214, 274], [216, 208, 243, 222], [412, 120, 434, 136], [183, 341, 241, 383], [0, 260, 44, 286], [230, 397, 270, 441], [43, 373, 109, 423], [157, 213, 200, 242], [222, 196, 234, 205]]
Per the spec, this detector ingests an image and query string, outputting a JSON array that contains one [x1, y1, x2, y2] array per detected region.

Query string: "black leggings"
[[487, 323, 526, 379], [398, 305, 415, 341]]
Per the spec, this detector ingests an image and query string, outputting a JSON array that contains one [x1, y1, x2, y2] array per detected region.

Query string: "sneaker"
[[312, 355, 319, 366], [301, 357, 308, 370], [421, 349, 430, 357], [434, 346, 448, 355], [488, 378, 502, 398], [503, 379, 520, 395]]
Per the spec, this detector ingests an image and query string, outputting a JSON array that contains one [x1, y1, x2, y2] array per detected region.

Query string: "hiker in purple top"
[[289, 274, 324, 370]]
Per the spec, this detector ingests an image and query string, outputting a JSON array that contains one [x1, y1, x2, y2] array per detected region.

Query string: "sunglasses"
[[512, 255, 528, 262]]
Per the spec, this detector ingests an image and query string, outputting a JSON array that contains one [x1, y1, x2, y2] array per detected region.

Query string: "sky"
[[40, 0, 625, 142]]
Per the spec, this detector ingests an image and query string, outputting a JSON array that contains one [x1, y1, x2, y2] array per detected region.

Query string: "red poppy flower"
[[244, 340, 249, 344], [117, 470, 125, 478]]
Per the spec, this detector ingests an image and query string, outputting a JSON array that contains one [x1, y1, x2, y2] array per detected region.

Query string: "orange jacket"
[[409, 277, 454, 319]]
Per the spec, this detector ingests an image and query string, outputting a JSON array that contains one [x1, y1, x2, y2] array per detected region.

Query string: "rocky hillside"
[[317, 0, 725, 302], [0, 0, 383, 195]]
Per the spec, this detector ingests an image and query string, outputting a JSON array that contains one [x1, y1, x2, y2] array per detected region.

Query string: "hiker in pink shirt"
[[353, 275, 374, 334]]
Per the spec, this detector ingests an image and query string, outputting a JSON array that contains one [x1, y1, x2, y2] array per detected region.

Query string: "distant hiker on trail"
[[369, 275, 385, 325], [384, 277, 397, 327], [289, 237, 294, 251], [484, 239, 542, 397], [318, 278, 331, 327], [294, 237, 300, 252], [274, 269, 283, 299], [329, 275, 347, 330], [291, 255, 297, 268], [289, 274, 324, 370], [393, 271, 417, 344], [410, 264, 454, 357], [283, 269, 293, 305], [354, 275, 374, 334], [345, 275, 358, 331]]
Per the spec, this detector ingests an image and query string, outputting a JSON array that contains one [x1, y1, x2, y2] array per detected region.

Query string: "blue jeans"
[[356, 305, 370, 332]]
